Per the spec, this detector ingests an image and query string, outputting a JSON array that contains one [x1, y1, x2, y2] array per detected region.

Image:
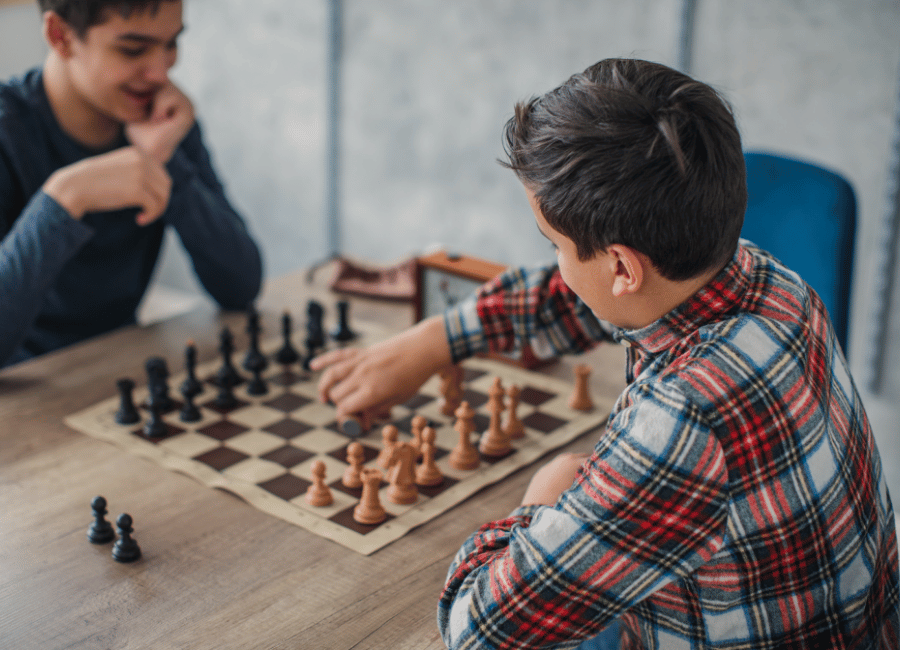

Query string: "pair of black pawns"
[[87, 495, 142, 563]]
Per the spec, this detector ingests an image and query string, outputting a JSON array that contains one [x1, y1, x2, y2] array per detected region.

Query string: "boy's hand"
[[125, 82, 195, 164], [43, 146, 172, 225], [312, 316, 453, 427], [521, 452, 590, 506]]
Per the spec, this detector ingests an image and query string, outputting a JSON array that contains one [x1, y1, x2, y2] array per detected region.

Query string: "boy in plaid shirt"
[[315, 58, 899, 649]]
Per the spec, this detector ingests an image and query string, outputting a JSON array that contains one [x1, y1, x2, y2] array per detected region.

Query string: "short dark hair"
[[501, 58, 747, 281], [37, 0, 173, 37]]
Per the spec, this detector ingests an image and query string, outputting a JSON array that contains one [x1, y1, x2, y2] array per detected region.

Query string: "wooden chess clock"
[[414, 249, 551, 369]]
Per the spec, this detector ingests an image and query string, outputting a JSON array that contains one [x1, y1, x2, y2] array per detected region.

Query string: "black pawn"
[[179, 342, 203, 398], [179, 382, 202, 422], [275, 311, 300, 365], [215, 327, 243, 388], [114, 378, 140, 425], [332, 300, 357, 342], [112, 513, 141, 563], [87, 496, 115, 544], [143, 400, 167, 438]]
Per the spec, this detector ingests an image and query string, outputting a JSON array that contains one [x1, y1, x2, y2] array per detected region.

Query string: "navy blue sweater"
[[0, 69, 263, 366]]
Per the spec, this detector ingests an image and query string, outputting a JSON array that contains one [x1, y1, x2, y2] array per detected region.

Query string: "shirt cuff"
[[442, 294, 488, 363]]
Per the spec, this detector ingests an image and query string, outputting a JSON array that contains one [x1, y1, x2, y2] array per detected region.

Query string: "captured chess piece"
[[114, 378, 140, 425], [448, 401, 480, 471], [305, 460, 334, 507], [415, 427, 444, 487], [568, 364, 594, 411], [275, 311, 301, 365], [87, 496, 115, 544], [342, 442, 365, 489], [111, 513, 141, 563], [354, 468, 386, 525], [331, 300, 357, 342]]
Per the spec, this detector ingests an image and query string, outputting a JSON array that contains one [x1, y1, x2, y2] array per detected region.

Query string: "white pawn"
[[305, 460, 333, 507]]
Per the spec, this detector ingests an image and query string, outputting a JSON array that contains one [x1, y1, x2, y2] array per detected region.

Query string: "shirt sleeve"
[[442, 263, 614, 363], [0, 176, 94, 366], [437, 389, 730, 649], [163, 123, 263, 310]]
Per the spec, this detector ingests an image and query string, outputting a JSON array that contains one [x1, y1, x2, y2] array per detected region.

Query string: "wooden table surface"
[[0, 267, 626, 650]]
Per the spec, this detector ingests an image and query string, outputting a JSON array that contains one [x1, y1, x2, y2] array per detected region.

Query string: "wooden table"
[[0, 267, 626, 650]]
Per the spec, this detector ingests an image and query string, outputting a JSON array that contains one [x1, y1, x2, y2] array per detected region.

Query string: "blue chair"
[[742, 151, 857, 355]]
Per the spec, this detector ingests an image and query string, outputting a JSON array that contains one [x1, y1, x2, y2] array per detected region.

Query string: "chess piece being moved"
[[111, 513, 141, 563], [114, 378, 140, 425], [479, 377, 512, 456], [438, 364, 464, 417], [87, 496, 115, 544], [305, 460, 334, 507], [503, 384, 525, 440], [354, 469, 386, 525], [448, 401, 479, 471], [415, 427, 444, 487], [342, 442, 365, 489], [386, 442, 418, 505], [568, 364, 594, 411]]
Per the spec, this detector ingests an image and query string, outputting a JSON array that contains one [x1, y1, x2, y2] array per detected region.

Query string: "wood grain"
[[0, 264, 626, 650]]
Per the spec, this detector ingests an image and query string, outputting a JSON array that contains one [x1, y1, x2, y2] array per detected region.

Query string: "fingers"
[[134, 152, 172, 225], [313, 348, 361, 403]]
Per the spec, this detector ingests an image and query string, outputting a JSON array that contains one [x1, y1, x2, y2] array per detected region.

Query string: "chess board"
[[65, 321, 612, 555]]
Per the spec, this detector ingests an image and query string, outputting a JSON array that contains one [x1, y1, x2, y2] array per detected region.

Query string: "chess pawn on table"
[[87, 496, 115, 544], [568, 364, 595, 411], [305, 460, 334, 507], [376, 424, 399, 469], [438, 364, 464, 417], [479, 377, 512, 456], [448, 401, 479, 471], [353, 468, 386, 525], [111, 513, 141, 563], [342, 442, 365, 489], [414, 427, 444, 487], [503, 384, 525, 440]]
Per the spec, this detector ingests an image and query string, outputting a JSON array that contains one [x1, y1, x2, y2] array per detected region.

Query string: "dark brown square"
[[198, 420, 250, 441], [329, 504, 395, 535], [131, 422, 185, 444], [326, 443, 380, 465], [462, 389, 488, 409], [259, 473, 310, 500], [522, 411, 567, 433], [518, 386, 556, 407], [263, 418, 313, 439], [268, 369, 306, 386], [463, 368, 487, 382], [264, 393, 311, 412], [402, 394, 434, 410], [202, 396, 249, 414], [194, 446, 249, 471], [261, 445, 315, 468]]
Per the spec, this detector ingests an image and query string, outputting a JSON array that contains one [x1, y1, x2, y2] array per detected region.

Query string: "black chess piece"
[[111, 513, 141, 563], [275, 311, 300, 365], [179, 382, 202, 422], [87, 496, 115, 544], [145, 356, 174, 413], [213, 376, 239, 410], [243, 306, 269, 375], [332, 300, 357, 342], [303, 300, 326, 370], [179, 341, 203, 398], [245, 356, 268, 396], [215, 326, 243, 388], [114, 378, 140, 425], [142, 400, 167, 438]]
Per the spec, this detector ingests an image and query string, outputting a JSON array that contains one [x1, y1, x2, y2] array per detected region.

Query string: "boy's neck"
[[42, 54, 122, 150], [620, 265, 722, 331]]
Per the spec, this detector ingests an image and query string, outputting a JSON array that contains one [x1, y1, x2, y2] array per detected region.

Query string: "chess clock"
[[414, 249, 551, 369]]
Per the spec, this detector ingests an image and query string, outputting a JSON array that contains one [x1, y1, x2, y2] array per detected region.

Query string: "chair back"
[[742, 151, 857, 354]]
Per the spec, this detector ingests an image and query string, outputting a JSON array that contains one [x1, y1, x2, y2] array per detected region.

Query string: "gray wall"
[[2, 1, 900, 404]]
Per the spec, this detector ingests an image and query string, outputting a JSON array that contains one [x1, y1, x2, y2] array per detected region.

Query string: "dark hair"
[[501, 58, 747, 281], [37, 0, 172, 37]]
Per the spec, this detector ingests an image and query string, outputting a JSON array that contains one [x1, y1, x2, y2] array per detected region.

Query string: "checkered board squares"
[[65, 327, 612, 555]]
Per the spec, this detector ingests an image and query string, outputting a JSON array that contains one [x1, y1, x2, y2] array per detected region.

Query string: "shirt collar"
[[613, 244, 753, 354]]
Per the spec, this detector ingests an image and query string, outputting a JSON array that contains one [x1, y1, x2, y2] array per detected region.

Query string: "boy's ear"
[[43, 11, 75, 57], [608, 244, 644, 297]]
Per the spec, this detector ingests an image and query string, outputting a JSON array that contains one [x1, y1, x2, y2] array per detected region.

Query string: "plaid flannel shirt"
[[438, 242, 899, 649]]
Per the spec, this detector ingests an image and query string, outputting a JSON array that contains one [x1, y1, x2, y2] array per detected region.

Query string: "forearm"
[[0, 192, 92, 365]]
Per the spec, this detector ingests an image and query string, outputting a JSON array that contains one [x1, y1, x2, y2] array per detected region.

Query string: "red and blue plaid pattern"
[[438, 242, 899, 649]]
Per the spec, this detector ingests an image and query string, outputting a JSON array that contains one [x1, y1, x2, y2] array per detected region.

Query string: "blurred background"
[[2, 0, 900, 478]]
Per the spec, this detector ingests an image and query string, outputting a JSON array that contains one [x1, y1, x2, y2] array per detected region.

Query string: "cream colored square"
[[380, 486, 425, 516], [290, 428, 348, 453], [227, 404, 285, 429], [291, 453, 347, 482], [223, 457, 286, 484], [290, 401, 338, 426], [159, 431, 221, 458], [226, 430, 286, 456], [291, 486, 356, 518]]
